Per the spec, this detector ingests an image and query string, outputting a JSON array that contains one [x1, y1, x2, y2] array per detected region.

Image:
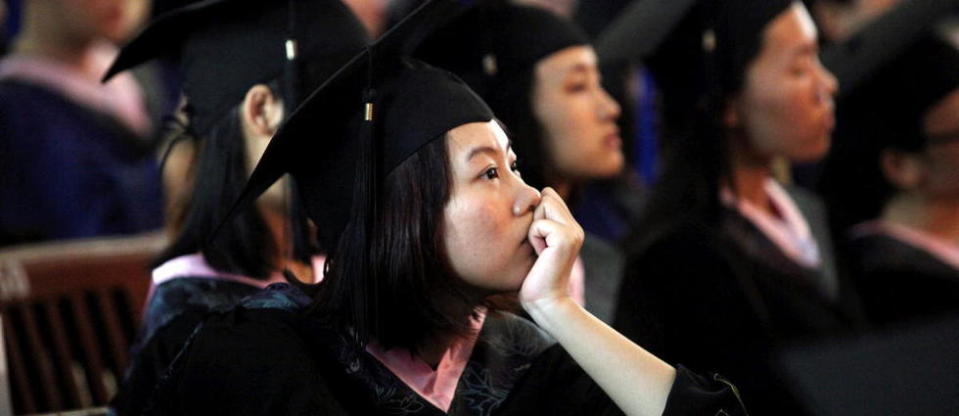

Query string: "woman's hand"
[[519, 187, 584, 312]]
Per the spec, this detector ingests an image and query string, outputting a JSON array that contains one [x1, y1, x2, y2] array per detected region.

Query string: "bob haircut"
[[315, 134, 481, 351]]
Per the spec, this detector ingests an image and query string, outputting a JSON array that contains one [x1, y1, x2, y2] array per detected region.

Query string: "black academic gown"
[[0, 79, 162, 245], [144, 284, 748, 416], [614, 191, 864, 415], [846, 232, 959, 326], [111, 277, 263, 415]]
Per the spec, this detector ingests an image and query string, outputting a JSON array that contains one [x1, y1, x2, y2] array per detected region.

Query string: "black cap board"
[[778, 314, 959, 416], [103, 0, 370, 135], [821, 0, 959, 99], [415, 0, 587, 98]]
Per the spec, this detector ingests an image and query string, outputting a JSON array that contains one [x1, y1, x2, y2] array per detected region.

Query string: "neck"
[[12, 17, 95, 72], [552, 179, 574, 200], [883, 193, 959, 243], [730, 138, 774, 215], [258, 205, 313, 282], [415, 289, 485, 368]]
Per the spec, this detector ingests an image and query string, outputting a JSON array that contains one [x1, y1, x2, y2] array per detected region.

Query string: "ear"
[[880, 149, 923, 190], [722, 96, 741, 128], [241, 84, 284, 138]]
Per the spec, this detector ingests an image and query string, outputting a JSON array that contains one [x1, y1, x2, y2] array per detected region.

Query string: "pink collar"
[[366, 309, 488, 412], [722, 179, 821, 268], [152, 253, 289, 289], [853, 221, 959, 271], [0, 44, 151, 136]]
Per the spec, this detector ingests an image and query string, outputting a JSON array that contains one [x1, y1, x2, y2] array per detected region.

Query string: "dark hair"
[[154, 82, 315, 278], [316, 135, 476, 351], [631, 4, 771, 246], [485, 68, 553, 190]]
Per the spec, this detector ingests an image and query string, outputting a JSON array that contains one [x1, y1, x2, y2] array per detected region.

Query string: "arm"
[[520, 188, 675, 416]]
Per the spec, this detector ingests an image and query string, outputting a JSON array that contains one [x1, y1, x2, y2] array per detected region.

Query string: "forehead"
[[536, 45, 597, 75], [447, 120, 510, 156], [762, 4, 818, 55]]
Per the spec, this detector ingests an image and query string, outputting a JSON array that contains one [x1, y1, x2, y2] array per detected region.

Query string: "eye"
[[566, 82, 588, 93], [511, 160, 521, 176], [484, 167, 499, 180]]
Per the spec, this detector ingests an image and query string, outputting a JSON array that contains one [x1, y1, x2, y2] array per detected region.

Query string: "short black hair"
[[316, 135, 479, 351]]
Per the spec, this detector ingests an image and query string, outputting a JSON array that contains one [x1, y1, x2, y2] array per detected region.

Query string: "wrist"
[[522, 295, 580, 330]]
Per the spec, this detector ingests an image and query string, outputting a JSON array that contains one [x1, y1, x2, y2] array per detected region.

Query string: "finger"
[[538, 189, 576, 225]]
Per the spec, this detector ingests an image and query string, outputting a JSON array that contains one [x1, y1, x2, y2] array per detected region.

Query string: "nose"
[[598, 87, 621, 121], [817, 60, 838, 102], [512, 181, 542, 216]]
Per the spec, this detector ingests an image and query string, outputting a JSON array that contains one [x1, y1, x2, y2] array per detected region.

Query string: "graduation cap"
[[592, 0, 794, 124], [821, 0, 959, 99], [777, 314, 959, 416], [834, 35, 959, 152], [217, 0, 492, 252], [102, 0, 370, 136], [414, 0, 587, 97]]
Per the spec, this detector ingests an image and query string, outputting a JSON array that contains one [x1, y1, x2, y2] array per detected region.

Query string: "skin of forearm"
[[524, 296, 676, 416]]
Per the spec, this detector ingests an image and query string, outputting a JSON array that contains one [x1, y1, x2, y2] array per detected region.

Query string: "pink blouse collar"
[[0, 43, 151, 136], [853, 221, 959, 271], [366, 308, 488, 412], [722, 179, 822, 268]]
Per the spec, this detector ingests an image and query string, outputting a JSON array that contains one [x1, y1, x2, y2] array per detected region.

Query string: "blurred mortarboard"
[[102, 0, 370, 136], [833, 35, 959, 152], [593, 0, 698, 65], [593, 0, 794, 122], [821, 0, 959, 99], [217, 0, 494, 250], [778, 314, 959, 416], [414, 0, 587, 97]]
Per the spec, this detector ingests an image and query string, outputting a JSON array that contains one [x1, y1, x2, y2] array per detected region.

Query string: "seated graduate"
[[0, 0, 162, 245], [608, 0, 864, 413], [415, 0, 630, 323], [819, 34, 959, 326], [101, 0, 368, 413], [145, 2, 749, 415]]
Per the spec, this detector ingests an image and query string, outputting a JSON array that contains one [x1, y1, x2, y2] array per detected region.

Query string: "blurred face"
[[58, 0, 130, 43], [918, 89, 959, 199], [732, 3, 838, 163], [442, 121, 543, 293], [532, 46, 624, 183]]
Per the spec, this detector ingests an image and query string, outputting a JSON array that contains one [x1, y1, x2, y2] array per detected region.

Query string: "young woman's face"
[[734, 3, 838, 163], [918, 89, 959, 199], [442, 121, 543, 293], [532, 45, 624, 183]]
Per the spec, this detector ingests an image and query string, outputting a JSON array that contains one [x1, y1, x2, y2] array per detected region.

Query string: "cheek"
[[743, 77, 830, 160], [442, 196, 520, 289], [539, 94, 623, 178]]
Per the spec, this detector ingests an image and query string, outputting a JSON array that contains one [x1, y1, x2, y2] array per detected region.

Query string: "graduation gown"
[[0, 79, 162, 245], [614, 191, 863, 415], [111, 278, 263, 415], [144, 284, 747, 416], [846, 232, 959, 326]]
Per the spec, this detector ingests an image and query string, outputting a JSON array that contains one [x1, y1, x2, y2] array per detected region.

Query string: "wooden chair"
[[0, 233, 166, 414]]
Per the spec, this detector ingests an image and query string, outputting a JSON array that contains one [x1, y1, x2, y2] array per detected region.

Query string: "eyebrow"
[[564, 63, 591, 76], [465, 141, 513, 162]]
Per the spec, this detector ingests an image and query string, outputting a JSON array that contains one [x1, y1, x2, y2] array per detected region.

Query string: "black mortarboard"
[[778, 314, 959, 416], [219, 0, 493, 251], [103, 0, 369, 136], [821, 0, 959, 99], [834, 35, 959, 152], [594, 0, 794, 123], [414, 0, 587, 97]]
